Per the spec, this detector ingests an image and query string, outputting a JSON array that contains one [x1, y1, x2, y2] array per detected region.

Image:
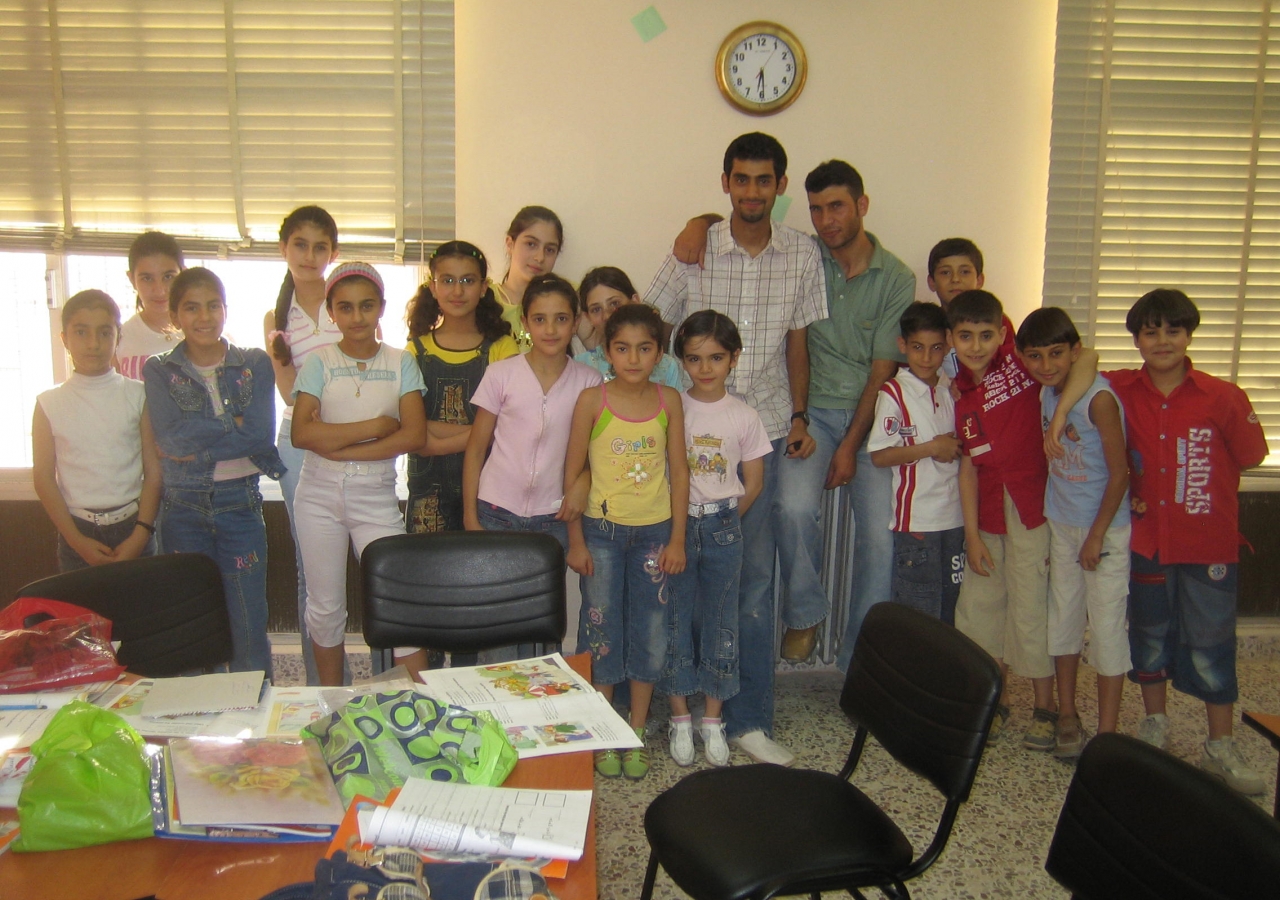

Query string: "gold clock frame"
[[715, 21, 808, 116]]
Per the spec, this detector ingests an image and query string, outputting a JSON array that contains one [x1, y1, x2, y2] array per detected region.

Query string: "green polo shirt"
[[808, 232, 917, 409]]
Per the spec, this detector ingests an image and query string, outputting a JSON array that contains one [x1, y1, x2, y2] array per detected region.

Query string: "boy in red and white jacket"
[[869, 302, 964, 624]]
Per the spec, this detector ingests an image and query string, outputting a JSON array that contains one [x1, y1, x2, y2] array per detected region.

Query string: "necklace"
[[354, 346, 380, 397]]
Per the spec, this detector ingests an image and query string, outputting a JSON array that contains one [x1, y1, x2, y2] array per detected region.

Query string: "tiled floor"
[[271, 644, 1280, 900], [592, 659, 1280, 900]]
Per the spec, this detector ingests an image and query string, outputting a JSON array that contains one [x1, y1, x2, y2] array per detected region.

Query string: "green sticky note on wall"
[[632, 6, 667, 42], [771, 194, 793, 222]]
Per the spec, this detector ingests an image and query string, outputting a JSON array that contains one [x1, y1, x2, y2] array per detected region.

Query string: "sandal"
[[622, 725, 649, 779], [594, 749, 622, 778]]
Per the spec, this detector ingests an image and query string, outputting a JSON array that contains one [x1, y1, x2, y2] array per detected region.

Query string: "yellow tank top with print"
[[586, 385, 671, 526]]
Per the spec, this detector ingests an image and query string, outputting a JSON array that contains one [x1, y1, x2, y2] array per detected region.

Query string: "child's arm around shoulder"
[[1079, 390, 1128, 570], [1045, 347, 1099, 458], [659, 385, 687, 574]]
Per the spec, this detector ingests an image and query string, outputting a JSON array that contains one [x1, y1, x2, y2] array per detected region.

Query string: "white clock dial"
[[726, 33, 797, 107], [716, 22, 807, 116]]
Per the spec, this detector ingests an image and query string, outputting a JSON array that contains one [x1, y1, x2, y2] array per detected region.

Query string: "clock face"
[[716, 23, 807, 116]]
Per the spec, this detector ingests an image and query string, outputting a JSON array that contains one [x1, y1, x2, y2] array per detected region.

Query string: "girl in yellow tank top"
[[564, 304, 689, 780]]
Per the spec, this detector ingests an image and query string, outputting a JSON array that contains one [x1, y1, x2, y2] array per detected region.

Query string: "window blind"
[[1047, 0, 1280, 465], [0, 0, 453, 261]]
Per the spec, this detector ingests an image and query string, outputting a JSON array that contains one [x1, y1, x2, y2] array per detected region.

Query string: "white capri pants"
[[1047, 519, 1132, 677], [293, 459, 407, 651]]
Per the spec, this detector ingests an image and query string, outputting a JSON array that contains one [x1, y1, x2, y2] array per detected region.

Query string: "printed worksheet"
[[359, 777, 592, 860]]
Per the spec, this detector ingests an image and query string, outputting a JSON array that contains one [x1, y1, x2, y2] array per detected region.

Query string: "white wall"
[[455, 1, 1058, 325]]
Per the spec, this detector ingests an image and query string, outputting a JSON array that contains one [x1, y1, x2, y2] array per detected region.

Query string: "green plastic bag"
[[303, 690, 517, 804], [14, 700, 153, 852]]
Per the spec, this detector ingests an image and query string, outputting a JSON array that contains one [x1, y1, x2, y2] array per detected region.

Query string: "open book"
[[416, 654, 641, 758]]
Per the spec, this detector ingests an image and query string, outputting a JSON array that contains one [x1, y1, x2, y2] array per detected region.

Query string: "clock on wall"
[[715, 21, 808, 116]]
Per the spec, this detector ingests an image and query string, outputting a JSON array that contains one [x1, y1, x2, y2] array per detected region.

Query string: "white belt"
[[313, 458, 395, 476], [68, 500, 139, 526], [688, 497, 738, 517]]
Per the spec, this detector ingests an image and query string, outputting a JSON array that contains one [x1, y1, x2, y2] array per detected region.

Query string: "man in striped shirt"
[[648, 132, 827, 767]]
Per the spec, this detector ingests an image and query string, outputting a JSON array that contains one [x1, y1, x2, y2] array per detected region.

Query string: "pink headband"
[[325, 261, 384, 298]]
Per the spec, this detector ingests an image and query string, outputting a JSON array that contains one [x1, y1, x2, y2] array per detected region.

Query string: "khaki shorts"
[[1047, 519, 1132, 677], [955, 488, 1052, 679]]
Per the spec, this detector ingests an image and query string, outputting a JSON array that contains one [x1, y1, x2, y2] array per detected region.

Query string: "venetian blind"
[[0, 0, 453, 261], [1046, 0, 1280, 465]]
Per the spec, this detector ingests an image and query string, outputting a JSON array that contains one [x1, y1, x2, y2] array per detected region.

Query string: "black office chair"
[[1045, 731, 1280, 899], [640, 601, 1002, 900], [360, 531, 566, 654], [12, 552, 233, 677]]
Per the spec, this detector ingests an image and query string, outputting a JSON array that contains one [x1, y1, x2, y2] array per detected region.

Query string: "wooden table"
[[1242, 709, 1280, 818], [0, 655, 598, 900]]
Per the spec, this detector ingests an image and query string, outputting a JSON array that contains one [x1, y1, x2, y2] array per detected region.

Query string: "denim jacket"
[[143, 341, 286, 490]]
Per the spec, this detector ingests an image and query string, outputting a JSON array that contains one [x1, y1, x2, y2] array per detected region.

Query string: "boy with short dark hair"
[[869, 302, 964, 623], [950, 290, 1097, 749], [926, 238, 1016, 380], [1017, 308, 1130, 759], [1103, 288, 1268, 794]]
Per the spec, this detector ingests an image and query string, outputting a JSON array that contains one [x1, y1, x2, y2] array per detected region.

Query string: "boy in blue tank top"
[[1017, 308, 1130, 759]]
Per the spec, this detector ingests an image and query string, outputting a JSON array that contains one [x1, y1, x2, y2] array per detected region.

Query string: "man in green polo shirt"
[[776, 160, 915, 669], [670, 160, 916, 670]]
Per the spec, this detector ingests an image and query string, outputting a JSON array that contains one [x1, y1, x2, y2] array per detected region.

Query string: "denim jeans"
[[577, 516, 673, 686], [160, 475, 273, 678], [477, 501, 570, 555], [57, 514, 155, 572], [1128, 552, 1238, 705], [775, 407, 894, 670], [891, 527, 965, 626], [722, 439, 782, 739], [664, 507, 743, 701]]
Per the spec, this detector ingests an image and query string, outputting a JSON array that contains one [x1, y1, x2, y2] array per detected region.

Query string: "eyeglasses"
[[435, 276, 478, 287]]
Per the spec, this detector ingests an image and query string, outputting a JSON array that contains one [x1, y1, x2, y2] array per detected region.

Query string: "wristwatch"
[[791, 410, 810, 426]]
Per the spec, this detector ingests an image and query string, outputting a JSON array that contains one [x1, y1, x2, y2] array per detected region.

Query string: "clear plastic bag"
[[0, 597, 125, 693]]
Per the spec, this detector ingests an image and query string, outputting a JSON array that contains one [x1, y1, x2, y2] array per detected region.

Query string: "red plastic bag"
[[0, 598, 125, 693]]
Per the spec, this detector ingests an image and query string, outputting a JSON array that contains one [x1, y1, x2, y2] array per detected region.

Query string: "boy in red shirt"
[[1102, 288, 1268, 795], [950, 290, 1096, 748]]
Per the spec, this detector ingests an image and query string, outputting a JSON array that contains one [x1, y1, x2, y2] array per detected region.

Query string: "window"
[[1045, 0, 1280, 466], [0, 0, 451, 468], [0, 0, 454, 261]]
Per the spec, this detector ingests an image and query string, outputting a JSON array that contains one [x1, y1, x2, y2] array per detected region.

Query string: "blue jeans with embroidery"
[[663, 507, 743, 701], [160, 475, 273, 678], [577, 516, 673, 686]]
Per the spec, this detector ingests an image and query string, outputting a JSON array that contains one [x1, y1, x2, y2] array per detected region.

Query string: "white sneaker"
[[668, 720, 695, 766], [1201, 736, 1266, 795], [729, 730, 795, 767], [1136, 713, 1170, 750], [701, 721, 731, 767]]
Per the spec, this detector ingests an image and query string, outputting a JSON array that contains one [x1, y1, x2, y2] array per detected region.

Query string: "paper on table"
[[416, 654, 640, 758], [141, 672, 264, 719], [96, 679, 266, 738], [0, 709, 55, 755], [265, 686, 326, 736], [360, 778, 592, 861], [0, 678, 122, 711]]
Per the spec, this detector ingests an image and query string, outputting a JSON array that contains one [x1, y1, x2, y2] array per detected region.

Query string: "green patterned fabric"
[[304, 690, 517, 804]]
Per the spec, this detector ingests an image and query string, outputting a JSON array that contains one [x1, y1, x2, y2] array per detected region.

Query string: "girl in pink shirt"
[[462, 274, 602, 551]]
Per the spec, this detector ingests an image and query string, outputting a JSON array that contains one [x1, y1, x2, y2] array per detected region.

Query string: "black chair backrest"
[[1046, 732, 1280, 900], [840, 602, 1002, 802], [361, 531, 566, 653], [13, 553, 232, 677]]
